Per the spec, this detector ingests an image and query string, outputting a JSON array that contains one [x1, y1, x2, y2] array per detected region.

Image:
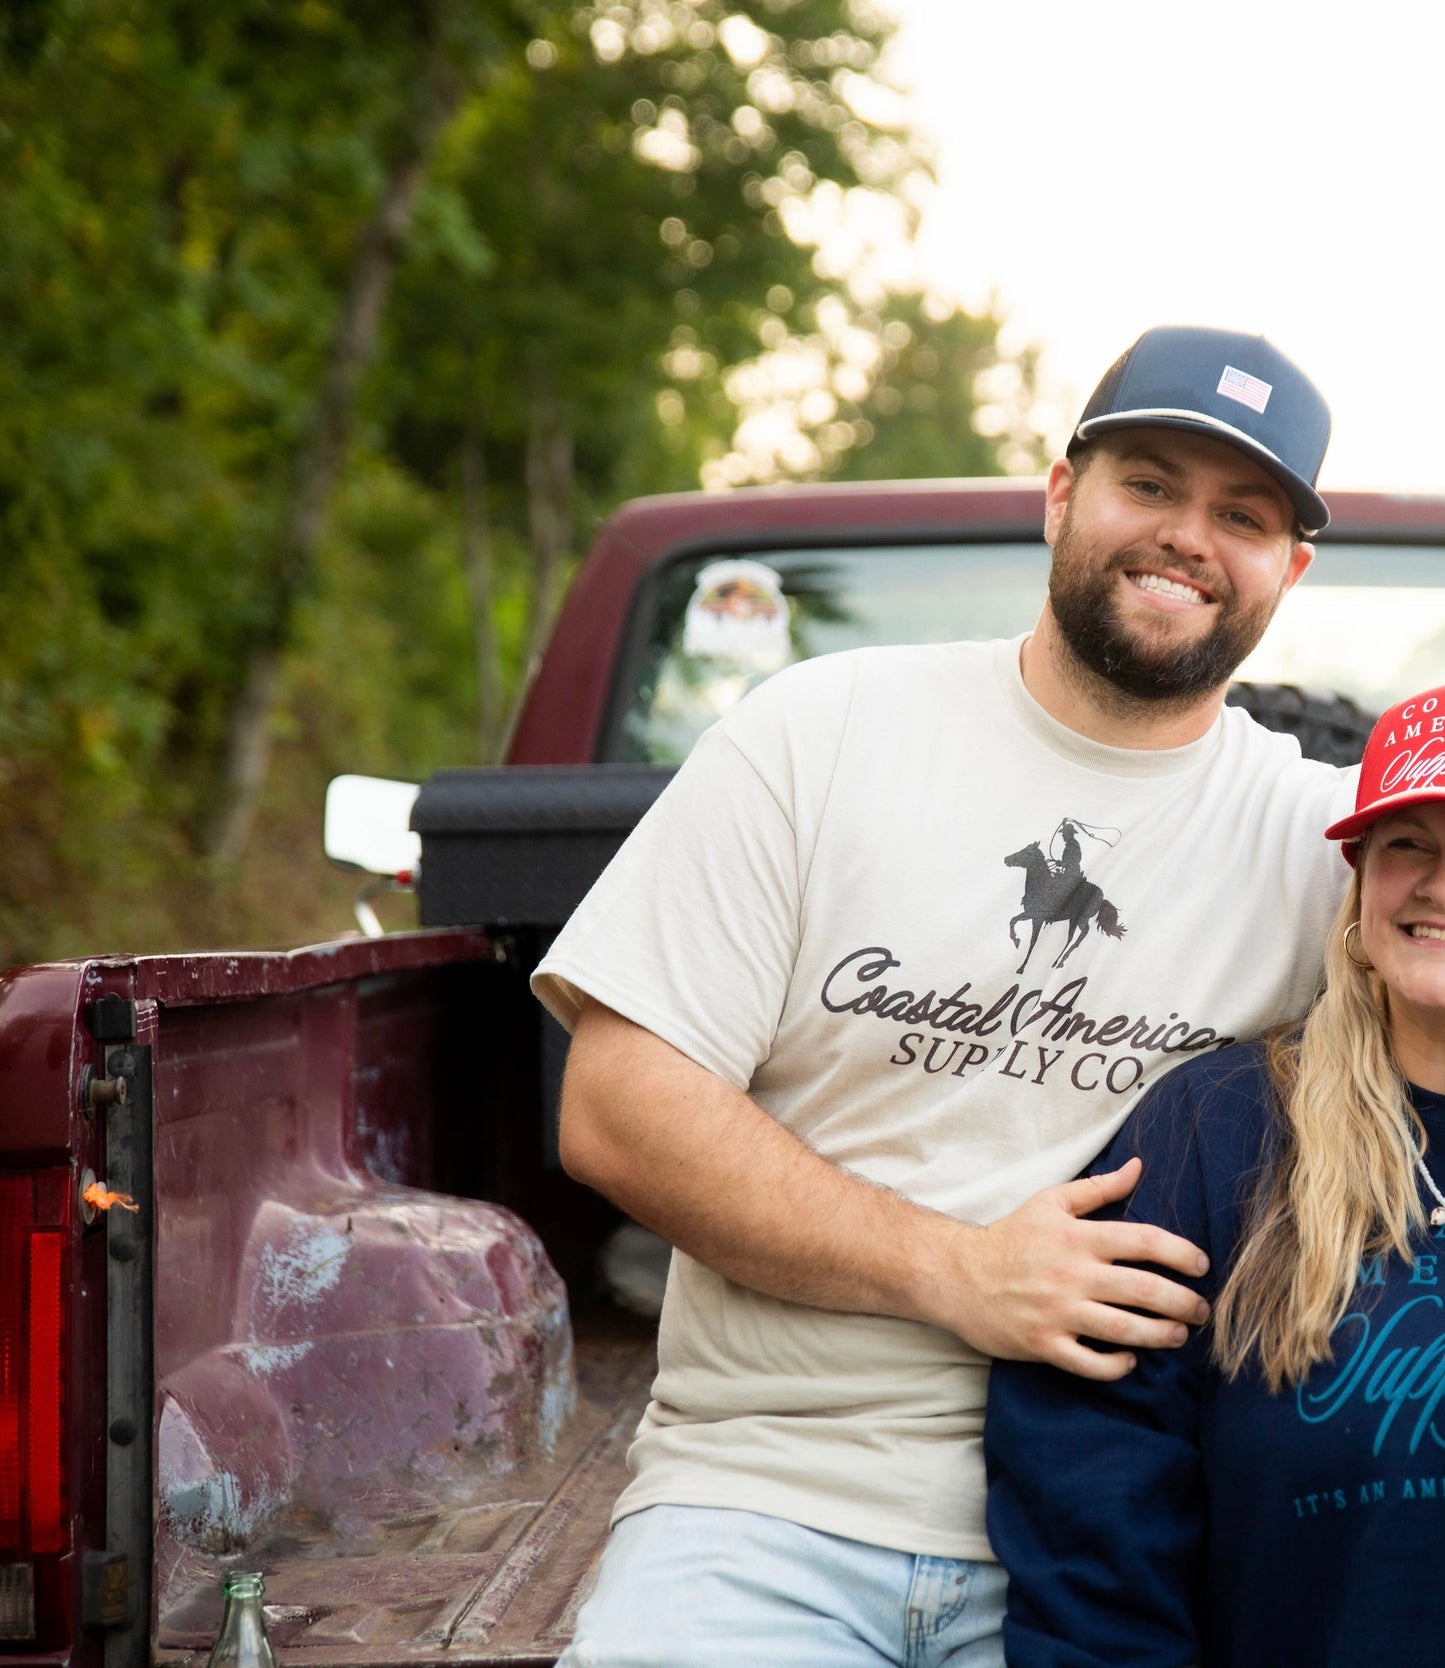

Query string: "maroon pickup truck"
[[4, 478, 1440, 1666]]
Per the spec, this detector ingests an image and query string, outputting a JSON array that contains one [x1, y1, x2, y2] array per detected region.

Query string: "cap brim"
[[1325, 788, 1445, 844], [1074, 409, 1329, 534]]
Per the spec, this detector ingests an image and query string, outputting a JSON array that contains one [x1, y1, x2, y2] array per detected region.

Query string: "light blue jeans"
[[559, 1505, 1007, 1668]]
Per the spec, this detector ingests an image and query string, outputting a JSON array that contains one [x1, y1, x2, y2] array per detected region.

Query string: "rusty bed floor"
[[156, 1307, 657, 1666]]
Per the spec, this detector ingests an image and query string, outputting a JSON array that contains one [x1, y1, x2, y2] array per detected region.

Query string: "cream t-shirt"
[[533, 636, 1356, 1558]]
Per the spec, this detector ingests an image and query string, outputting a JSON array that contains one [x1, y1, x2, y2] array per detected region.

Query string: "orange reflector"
[[81, 1183, 138, 1215]]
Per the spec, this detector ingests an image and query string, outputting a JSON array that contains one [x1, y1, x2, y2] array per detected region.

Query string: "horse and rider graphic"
[[1004, 817, 1126, 975]]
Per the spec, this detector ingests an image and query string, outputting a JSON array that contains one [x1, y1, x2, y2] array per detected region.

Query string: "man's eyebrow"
[[1115, 446, 1181, 476], [1220, 479, 1290, 506]]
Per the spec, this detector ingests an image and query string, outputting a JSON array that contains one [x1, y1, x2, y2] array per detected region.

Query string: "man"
[[533, 326, 1354, 1665]]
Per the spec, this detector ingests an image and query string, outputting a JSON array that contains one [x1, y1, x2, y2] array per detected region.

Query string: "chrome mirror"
[[324, 776, 422, 936]]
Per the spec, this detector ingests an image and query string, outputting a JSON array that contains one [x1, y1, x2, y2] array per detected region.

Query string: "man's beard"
[[1047, 505, 1284, 704]]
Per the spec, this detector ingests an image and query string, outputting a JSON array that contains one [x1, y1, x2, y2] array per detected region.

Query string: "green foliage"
[[0, 0, 1043, 966], [836, 297, 1047, 482]]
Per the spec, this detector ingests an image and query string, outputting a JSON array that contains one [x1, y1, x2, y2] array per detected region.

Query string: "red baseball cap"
[[1326, 683, 1445, 855]]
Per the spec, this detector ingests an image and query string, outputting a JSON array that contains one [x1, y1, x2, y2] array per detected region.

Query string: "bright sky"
[[879, 0, 1445, 494]]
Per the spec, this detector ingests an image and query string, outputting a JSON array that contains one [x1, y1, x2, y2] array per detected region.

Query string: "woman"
[[985, 682, 1445, 1668]]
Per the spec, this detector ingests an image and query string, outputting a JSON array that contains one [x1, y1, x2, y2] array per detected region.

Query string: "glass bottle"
[[204, 1571, 277, 1668]]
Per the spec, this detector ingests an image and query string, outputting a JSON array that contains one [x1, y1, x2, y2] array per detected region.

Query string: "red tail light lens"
[[0, 1175, 27, 1549], [0, 1170, 70, 1567], [26, 1229, 65, 1553]]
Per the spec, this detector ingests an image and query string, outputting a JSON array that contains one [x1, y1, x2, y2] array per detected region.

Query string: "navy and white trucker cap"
[[1068, 326, 1332, 533]]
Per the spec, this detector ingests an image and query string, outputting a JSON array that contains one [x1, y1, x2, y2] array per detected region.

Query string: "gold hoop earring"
[[1344, 921, 1373, 970]]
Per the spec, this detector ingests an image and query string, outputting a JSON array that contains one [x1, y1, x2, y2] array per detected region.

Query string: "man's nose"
[[1153, 498, 1213, 561]]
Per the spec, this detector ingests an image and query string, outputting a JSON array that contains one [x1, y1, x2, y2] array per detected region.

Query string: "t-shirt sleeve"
[[984, 1061, 1250, 1668], [531, 718, 803, 1091]]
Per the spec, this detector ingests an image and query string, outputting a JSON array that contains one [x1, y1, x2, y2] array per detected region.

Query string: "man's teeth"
[[1131, 572, 1208, 604], [1408, 925, 1445, 941]]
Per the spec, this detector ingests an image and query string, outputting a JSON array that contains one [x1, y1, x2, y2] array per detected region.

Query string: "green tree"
[[377, 0, 947, 759], [0, 0, 1042, 965]]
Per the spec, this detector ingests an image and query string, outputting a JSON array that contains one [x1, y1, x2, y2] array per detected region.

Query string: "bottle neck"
[[209, 1575, 275, 1667]]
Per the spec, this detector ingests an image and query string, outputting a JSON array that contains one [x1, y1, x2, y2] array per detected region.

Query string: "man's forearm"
[[559, 999, 1211, 1377], [559, 998, 951, 1324]]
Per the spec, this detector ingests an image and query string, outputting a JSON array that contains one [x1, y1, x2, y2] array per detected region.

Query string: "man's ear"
[[1043, 457, 1076, 547], [1282, 540, 1315, 594]]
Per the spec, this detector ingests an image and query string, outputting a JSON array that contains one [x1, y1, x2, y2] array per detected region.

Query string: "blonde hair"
[[1212, 851, 1430, 1389]]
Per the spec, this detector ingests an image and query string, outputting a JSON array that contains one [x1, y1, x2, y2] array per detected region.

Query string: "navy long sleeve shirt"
[[985, 1042, 1445, 1668]]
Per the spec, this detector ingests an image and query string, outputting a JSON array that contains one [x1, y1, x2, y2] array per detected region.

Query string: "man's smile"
[[1124, 569, 1216, 609]]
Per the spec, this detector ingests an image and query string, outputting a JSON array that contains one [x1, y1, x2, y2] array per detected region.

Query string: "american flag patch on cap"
[[1217, 365, 1272, 413]]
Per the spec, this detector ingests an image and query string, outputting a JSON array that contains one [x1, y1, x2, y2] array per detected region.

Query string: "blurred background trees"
[[0, 0, 1047, 963]]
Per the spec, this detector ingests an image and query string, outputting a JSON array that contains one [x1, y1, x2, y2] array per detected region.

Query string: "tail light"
[[0, 1169, 71, 1646]]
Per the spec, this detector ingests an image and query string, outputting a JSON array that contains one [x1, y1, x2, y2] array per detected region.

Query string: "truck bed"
[[156, 1306, 655, 1666], [1, 934, 649, 1667]]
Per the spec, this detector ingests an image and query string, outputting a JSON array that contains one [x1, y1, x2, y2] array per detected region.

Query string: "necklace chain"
[[1418, 1150, 1445, 1227]]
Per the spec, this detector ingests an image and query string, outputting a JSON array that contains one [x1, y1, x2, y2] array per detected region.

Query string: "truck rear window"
[[615, 541, 1445, 765]]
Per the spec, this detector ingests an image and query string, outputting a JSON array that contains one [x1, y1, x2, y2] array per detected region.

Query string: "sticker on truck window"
[[682, 559, 790, 667]]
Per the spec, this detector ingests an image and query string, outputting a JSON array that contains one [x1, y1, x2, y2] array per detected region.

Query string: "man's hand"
[[561, 1000, 1209, 1380], [923, 1158, 1211, 1382]]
